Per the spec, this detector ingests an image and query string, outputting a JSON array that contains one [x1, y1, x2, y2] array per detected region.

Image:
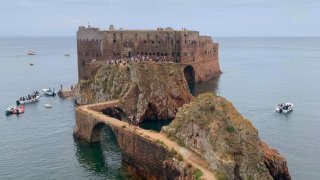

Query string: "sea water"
[[0, 37, 319, 179]]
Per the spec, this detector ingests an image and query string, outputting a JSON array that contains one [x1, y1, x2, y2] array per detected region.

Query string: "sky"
[[0, 0, 319, 37]]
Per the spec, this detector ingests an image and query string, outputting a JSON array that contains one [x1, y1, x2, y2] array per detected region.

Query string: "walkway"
[[78, 101, 216, 180]]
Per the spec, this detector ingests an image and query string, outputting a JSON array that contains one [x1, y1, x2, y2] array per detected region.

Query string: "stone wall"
[[74, 107, 194, 179], [76, 26, 221, 81]]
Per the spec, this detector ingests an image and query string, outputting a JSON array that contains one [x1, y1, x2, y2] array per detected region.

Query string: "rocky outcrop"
[[163, 93, 290, 180], [75, 61, 193, 123], [261, 141, 291, 180]]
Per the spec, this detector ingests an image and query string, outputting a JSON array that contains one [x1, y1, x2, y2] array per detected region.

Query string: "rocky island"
[[74, 61, 290, 180]]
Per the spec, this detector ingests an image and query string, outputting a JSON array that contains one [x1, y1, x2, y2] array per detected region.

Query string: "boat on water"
[[5, 105, 25, 116], [64, 53, 70, 57], [44, 104, 52, 108], [43, 88, 56, 97], [17, 95, 40, 105], [16, 91, 40, 105], [27, 50, 36, 55], [276, 103, 294, 113]]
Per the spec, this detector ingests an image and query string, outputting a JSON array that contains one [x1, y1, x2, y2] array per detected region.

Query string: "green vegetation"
[[170, 148, 178, 156], [226, 125, 235, 133], [215, 171, 228, 180], [155, 139, 168, 149], [177, 139, 186, 147], [194, 168, 203, 180], [177, 154, 184, 161]]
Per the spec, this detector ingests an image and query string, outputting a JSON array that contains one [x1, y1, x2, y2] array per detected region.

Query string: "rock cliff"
[[75, 62, 193, 123], [162, 93, 291, 180]]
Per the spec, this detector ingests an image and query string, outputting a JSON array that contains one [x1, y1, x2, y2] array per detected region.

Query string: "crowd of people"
[[92, 55, 171, 66]]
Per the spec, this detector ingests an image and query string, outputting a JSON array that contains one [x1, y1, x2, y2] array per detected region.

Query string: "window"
[[172, 52, 174, 57], [158, 41, 161, 44], [185, 52, 187, 56], [176, 40, 179, 44], [185, 40, 187, 44], [113, 39, 116, 43], [177, 52, 180, 57], [144, 41, 146, 43], [152, 41, 154, 44]]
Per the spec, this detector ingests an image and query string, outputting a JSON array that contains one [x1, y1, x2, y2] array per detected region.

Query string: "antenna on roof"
[[88, 22, 91, 28]]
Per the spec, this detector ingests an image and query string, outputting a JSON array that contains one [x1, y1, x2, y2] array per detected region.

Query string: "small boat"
[[44, 104, 52, 108], [276, 103, 294, 113], [5, 105, 25, 116], [27, 50, 36, 55], [16, 95, 40, 105], [43, 88, 56, 97], [30, 63, 34, 66], [64, 53, 70, 57]]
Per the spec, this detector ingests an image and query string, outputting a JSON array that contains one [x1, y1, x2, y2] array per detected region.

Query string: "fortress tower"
[[77, 25, 221, 83]]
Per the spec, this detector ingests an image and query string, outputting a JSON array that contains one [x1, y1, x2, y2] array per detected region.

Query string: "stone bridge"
[[74, 100, 216, 180]]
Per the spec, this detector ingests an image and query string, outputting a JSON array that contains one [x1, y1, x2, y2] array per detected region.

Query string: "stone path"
[[79, 102, 216, 180]]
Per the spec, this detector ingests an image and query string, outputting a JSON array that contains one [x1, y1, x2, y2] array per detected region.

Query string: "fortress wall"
[[103, 30, 182, 62], [77, 26, 221, 82], [77, 28, 104, 80]]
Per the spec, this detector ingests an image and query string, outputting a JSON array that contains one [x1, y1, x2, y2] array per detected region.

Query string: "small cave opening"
[[139, 103, 173, 132], [102, 107, 129, 122]]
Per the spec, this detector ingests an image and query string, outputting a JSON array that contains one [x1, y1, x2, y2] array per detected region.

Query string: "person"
[[60, 84, 63, 90], [71, 85, 73, 90]]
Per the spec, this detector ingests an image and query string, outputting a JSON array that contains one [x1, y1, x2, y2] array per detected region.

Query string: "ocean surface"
[[0, 37, 319, 179]]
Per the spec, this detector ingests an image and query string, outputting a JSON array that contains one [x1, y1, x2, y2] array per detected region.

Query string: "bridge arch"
[[183, 65, 195, 84], [91, 122, 107, 142]]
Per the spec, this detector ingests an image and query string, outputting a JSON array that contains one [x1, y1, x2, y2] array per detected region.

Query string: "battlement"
[[77, 25, 221, 82]]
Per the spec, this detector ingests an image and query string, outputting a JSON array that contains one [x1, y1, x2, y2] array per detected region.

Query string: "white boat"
[[44, 104, 52, 108], [27, 50, 36, 55], [43, 88, 56, 96], [276, 103, 294, 113], [16, 91, 40, 105], [17, 95, 40, 105]]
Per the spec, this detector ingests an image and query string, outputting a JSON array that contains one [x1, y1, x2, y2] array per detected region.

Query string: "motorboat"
[[17, 95, 40, 105], [27, 50, 36, 55], [64, 53, 70, 57], [276, 103, 294, 113], [43, 88, 56, 97], [5, 105, 25, 116], [16, 91, 41, 105]]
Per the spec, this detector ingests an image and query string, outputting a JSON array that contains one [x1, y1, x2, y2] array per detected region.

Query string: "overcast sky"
[[0, 0, 319, 37]]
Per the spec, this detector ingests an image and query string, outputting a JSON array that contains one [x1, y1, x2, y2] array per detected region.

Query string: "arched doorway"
[[183, 66, 195, 84]]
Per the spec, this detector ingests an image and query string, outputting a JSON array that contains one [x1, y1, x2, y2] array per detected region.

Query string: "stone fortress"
[[77, 25, 221, 83]]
